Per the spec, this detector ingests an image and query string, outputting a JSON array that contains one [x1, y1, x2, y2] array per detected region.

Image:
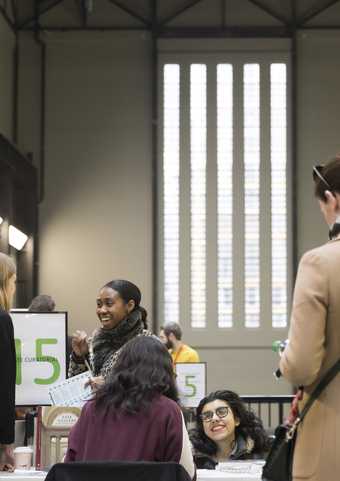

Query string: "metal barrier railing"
[[240, 395, 293, 429]]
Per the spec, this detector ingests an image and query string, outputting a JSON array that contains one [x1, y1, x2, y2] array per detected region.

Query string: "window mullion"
[[180, 63, 191, 331], [260, 62, 273, 330], [206, 61, 218, 330], [232, 62, 245, 330]]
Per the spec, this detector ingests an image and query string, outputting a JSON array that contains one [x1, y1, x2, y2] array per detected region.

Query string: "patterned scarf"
[[91, 308, 145, 376]]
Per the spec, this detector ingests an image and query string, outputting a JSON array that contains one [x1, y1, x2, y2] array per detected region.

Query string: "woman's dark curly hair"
[[95, 336, 178, 414], [190, 390, 270, 457]]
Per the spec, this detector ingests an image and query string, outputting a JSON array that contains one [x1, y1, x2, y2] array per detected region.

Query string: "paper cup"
[[13, 446, 33, 470]]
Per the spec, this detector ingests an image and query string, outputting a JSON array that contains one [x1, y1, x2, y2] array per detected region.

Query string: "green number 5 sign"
[[185, 375, 197, 397]]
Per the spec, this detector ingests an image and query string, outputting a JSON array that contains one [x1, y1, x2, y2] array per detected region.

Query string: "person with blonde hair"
[[0, 253, 17, 471]]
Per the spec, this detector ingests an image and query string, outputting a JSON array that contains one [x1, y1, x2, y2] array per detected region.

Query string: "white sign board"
[[175, 362, 206, 408], [11, 311, 67, 405]]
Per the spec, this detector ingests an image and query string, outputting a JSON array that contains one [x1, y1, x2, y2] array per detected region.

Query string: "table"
[[0, 471, 46, 481], [198, 469, 261, 481], [0, 465, 263, 481]]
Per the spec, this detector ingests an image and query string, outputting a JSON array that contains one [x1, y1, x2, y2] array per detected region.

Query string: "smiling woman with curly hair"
[[190, 390, 270, 469], [68, 279, 153, 390]]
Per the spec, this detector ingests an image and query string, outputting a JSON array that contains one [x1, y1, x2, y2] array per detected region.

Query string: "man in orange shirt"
[[159, 322, 200, 364]]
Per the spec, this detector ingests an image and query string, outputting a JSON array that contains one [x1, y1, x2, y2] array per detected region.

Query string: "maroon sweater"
[[65, 395, 184, 464]]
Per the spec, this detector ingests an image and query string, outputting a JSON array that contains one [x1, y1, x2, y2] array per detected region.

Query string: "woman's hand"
[[0, 445, 14, 471], [85, 376, 105, 391], [71, 330, 89, 357]]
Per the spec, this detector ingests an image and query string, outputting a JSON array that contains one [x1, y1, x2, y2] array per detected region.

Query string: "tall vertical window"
[[244, 64, 260, 328], [271, 63, 287, 328], [163, 64, 180, 324], [217, 64, 233, 328], [190, 64, 207, 328], [161, 56, 289, 332]]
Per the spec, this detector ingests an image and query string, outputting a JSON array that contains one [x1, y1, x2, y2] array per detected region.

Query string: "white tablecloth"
[[0, 471, 46, 481], [0, 464, 263, 481], [198, 468, 261, 481]]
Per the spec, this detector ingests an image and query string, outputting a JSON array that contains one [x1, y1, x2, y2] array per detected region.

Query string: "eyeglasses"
[[313, 165, 332, 191], [200, 406, 230, 422]]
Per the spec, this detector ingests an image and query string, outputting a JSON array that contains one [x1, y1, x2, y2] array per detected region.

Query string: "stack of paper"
[[216, 460, 265, 476], [48, 372, 92, 407]]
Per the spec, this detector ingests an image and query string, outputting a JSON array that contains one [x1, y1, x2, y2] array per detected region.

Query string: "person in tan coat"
[[280, 156, 340, 481]]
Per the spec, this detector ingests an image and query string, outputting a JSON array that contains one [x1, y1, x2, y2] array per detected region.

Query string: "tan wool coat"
[[280, 239, 340, 481]]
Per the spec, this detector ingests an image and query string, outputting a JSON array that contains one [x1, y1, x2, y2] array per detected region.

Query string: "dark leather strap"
[[299, 359, 340, 421]]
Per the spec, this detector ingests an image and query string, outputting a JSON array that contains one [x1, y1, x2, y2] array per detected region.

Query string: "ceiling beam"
[[157, 25, 292, 38], [247, 0, 290, 25], [298, 0, 340, 26], [21, 25, 148, 32], [0, 3, 16, 32], [302, 24, 340, 29], [160, 0, 204, 26], [10, 0, 17, 26], [80, 0, 88, 28], [290, 0, 296, 25], [221, 0, 226, 28], [107, 0, 151, 27], [17, 0, 64, 29]]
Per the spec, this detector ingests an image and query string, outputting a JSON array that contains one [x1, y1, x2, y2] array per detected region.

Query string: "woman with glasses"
[[279, 156, 340, 481], [64, 336, 195, 480], [189, 390, 270, 469]]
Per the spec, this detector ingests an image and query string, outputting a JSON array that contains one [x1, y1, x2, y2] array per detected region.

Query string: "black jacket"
[[193, 435, 263, 470], [45, 461, 192, 481], [0, 309, 16, 444]]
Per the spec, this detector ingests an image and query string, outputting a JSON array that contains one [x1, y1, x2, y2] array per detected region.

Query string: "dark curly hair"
[[190, 390, 270, 457], [94, 336, 178, 414]]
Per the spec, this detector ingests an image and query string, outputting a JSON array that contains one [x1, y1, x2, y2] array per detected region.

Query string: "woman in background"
[[68, 279, 151, 389], [0, 253, 17, 471], [190, 390, 270, 469], [65, 336, 195, 480]]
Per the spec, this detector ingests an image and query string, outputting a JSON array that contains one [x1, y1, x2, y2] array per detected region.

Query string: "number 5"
[[34, 339, 61, 385], [185, 375, 197, 397]]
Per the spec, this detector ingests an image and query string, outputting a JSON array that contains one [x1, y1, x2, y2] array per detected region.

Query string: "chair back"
[[45, 461, 192, 481]]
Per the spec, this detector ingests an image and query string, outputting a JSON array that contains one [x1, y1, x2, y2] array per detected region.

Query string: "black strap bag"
[[262, 359, 340, 481]]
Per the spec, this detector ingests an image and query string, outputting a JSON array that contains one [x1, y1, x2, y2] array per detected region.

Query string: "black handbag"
[[262, 359, 340, 481]]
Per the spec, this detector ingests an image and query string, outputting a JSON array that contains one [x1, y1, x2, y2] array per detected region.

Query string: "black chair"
[[45, 461, 192, 481]]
